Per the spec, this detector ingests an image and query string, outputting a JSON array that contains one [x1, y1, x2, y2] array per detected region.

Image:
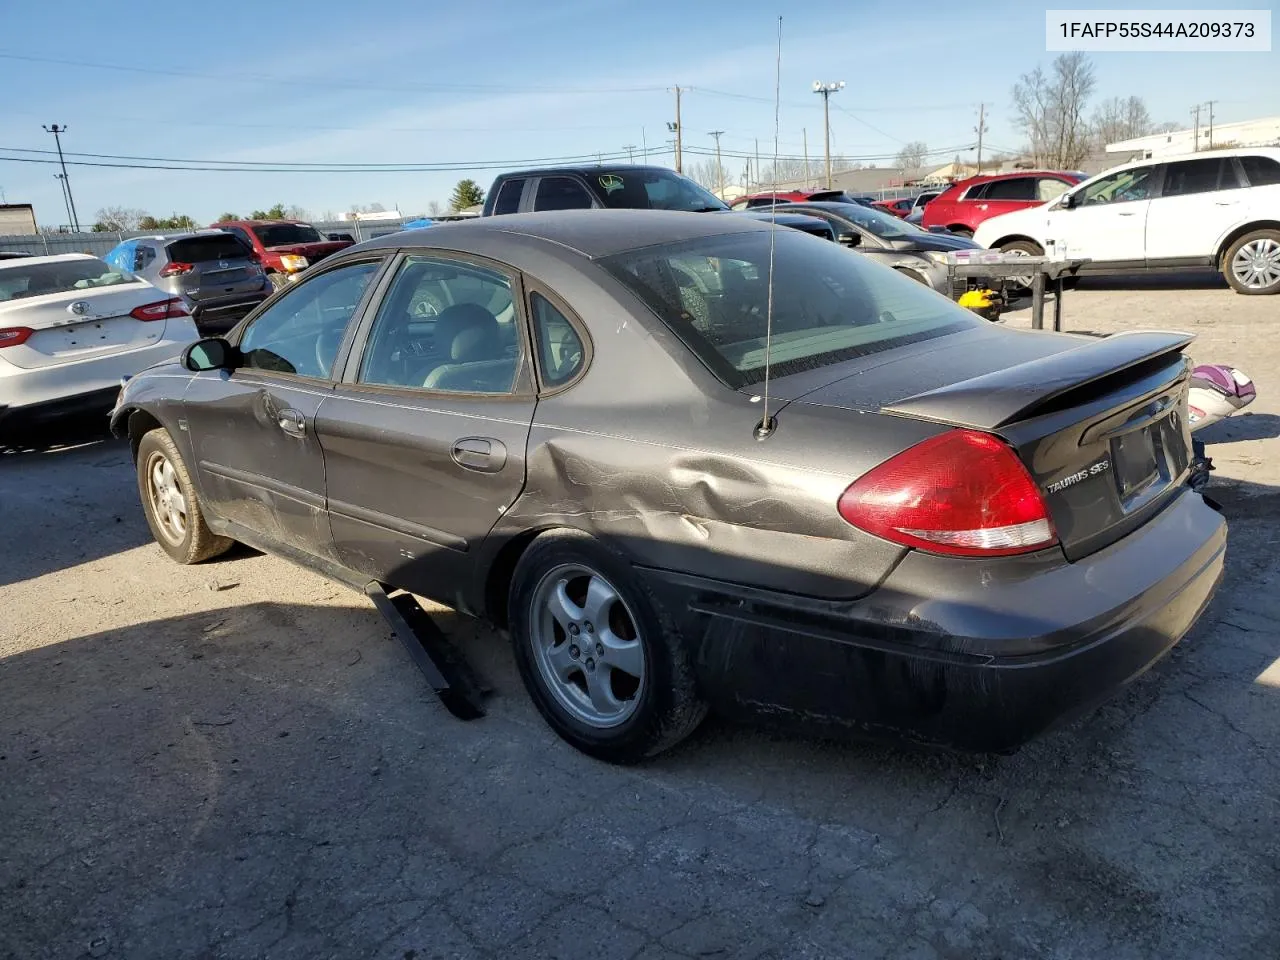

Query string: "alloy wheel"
[[146, 451, 188, 544], [1231, 238, 1280, 290], [529, 564, 646, 728]]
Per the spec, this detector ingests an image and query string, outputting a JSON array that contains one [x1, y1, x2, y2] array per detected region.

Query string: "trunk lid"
[[0, 284, 174, 370], [786, 329, 1196, 560]]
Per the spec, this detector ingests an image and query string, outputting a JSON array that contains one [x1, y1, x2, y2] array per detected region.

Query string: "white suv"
[[973, 147, 1280, 295]]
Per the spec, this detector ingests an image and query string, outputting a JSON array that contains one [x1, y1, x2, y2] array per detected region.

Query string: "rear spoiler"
[[883, 331, 1194, 429]]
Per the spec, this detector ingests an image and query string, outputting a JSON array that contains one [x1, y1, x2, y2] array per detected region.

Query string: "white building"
[[1107, 116, 1280, 160]]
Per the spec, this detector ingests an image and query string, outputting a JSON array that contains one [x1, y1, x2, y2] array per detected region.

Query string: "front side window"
[[238, 259, 381, 378], [535, 177, 595, 212], [604, 229, 977, 387], [358, 256, 521, 394], [1078, 166, 1156, 206], [531, 292, 585, 387], [982, 177, 1037, 201], [1162, 157, 1232, 197], [1240, 155, 1280, 187], [492, 178, 526, 215]]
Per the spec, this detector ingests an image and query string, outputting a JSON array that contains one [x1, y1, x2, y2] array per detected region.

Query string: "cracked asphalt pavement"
[[2, 274, 1278, 959]]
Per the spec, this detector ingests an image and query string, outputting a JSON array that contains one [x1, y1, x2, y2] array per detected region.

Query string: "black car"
[[111, 210, 1224, 764], [770, 200, 986, 297], [484, 165, 728, 216]]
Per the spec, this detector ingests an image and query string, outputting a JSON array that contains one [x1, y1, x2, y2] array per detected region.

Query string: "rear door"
[[969, 176, 1039, 223], [316, 251, 538, 602], [1144, 156, 1248, 262], [182, 256, 387, 558], [0, 259, 176, 369]]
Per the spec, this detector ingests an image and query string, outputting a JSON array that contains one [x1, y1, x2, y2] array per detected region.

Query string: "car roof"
[[0, 253, 98, 270], [492, 164, 683, 180], [1085, 145, 1280, 178], [212, 219, 312, 227], [343, 209, 780, 260], [737, 210, 836, 228]]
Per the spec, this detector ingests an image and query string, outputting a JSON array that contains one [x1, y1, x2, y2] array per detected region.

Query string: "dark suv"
[[103, 231, 270, 333], [484, 165, 730, 216]]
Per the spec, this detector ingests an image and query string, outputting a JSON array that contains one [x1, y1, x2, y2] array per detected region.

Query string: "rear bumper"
[[638, 489, 1226, 751], [0, 330, 196, 417], [188, 291, 269, 333], [0, 386, 119, 432]]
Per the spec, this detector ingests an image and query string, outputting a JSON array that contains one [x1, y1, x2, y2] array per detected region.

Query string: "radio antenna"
[[754, 15, 783, 441]]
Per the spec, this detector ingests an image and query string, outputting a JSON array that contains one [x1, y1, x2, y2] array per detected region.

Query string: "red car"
[[208, 219, 354, 288], [728, 190, 810, 210], [873, 197, 915, 218], [921, 171, 1086, 236]]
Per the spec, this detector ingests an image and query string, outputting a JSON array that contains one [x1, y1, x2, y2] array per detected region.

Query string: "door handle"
[[1214, 200, 1238, 206], [1117, 211, 1137, 216], [452, 437, 507, 472], [277, 409, 306, 438], [977, 204, 988, 211]]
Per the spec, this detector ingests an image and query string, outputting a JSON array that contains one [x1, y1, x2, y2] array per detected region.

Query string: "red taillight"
[[0, 326, 34, 348], [130, 298, 190, 322], [837, 429, 1057, 558], [159, 261, 194, 277]]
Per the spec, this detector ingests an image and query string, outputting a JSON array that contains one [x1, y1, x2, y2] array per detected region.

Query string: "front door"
[[1144, 156, 1247, 262], [315, 252, 538, 603], [1047, 164, 1158, 265], [183, 257, 385, 559]]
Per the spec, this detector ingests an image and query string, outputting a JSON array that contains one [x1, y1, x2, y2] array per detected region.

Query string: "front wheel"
[[136, 429, 233, 564], [508, 531, 707, 763], [1224, 230, 1280, 295], [999, 239, 1044, 295]]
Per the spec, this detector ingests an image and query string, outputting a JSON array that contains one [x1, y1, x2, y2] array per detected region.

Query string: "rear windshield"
[[827, 202, 925, 240], [166, 234, 252, 263], [603, 230, 976, 387], [254, 223, 323, 246], [586, 169, 728, 212], [0, 258, 139, 302]]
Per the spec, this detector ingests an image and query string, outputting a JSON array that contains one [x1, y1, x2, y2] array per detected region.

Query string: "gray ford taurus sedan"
[[110, 210, 1226, 763]]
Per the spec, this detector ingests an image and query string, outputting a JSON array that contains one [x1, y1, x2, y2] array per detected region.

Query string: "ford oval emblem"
[[219, 260, 229, 269], [70, 301, 90, 315]]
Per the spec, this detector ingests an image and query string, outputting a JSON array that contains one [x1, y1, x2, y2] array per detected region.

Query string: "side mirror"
[[1061, 192, 1079, 210], [183, 337, 237, 372]]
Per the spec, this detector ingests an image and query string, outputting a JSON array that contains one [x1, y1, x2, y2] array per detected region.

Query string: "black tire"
[[136, 428, 233, 565], [508, 530, 707, 763], [999, 239, 1044, 257], [1222, 229, 1280, 295], [948, 226, 974, 238]]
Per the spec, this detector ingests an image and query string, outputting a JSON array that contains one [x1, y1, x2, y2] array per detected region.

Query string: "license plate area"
[[1111, 412, 1179, 509]]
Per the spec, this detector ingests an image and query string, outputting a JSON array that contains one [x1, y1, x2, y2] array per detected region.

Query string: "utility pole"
[[43, 124, 79, 231], [812, 81, 845, 189], [803, 128, 810, 183], [754, 139, 761, 189], [708, 130, 725, 196], [1204, 100, 1217, 149], [974, 102, 988, 173], [54, 174, 72, 228], [624, 144, 636, 163], [641, 127, 648, 160], [1191, 104, 1202, 151], [668, 86, 684, 173]]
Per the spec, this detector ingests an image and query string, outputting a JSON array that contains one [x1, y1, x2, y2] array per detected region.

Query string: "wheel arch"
[[113, 406, 165, 462], [480, 525, 566, 629], [1216, 220, 1280, 268], [990, 234, 1044, 252]]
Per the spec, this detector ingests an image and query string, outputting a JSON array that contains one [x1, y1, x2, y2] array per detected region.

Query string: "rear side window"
[[530, 293, 585, 387], [535, 177, 594, 211], [1240, 155, 1280, 187], [1162, 157, 1233, 196], [1037, 179, 1070, 202], [960, 182, 989, 201], [981, 177, 1037, 201], [166, 235, 252, 263], [492, 178, 525, 215]]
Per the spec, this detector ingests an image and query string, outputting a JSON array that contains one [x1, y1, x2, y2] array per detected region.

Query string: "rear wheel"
[[1224, 229, 1280, 295], [136, 429, 233, 564], [508, 531, 707, 763]]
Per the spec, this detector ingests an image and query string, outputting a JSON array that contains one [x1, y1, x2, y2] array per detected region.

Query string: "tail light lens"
[[159, 261, 194, 277], [0, 326, 34, 348], [130, 298, 190, 322], [837, 429, 1057, 557]]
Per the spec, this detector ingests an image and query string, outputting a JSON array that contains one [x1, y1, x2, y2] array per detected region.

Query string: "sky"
[[2, 0, 1277, 227]]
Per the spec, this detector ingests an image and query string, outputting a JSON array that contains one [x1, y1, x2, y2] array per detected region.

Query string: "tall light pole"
[[812, 81, 845, 189], [54, 174, 72, 228], [708, 130, 725, 196], [43, 124, 80, 231]]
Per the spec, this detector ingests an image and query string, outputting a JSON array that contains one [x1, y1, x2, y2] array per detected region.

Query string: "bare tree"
[[1092, 95, 1154, 147], [92, 206, 146, 232], [284, 204, 310, 220], [894, 141, 929, 171], [687, 158, 731, 194], [427, 200, 444, 217], [1012, 52, 1097, 167]]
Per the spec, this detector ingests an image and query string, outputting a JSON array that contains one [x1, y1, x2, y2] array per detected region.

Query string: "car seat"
[[422, 303, 516, 393]]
